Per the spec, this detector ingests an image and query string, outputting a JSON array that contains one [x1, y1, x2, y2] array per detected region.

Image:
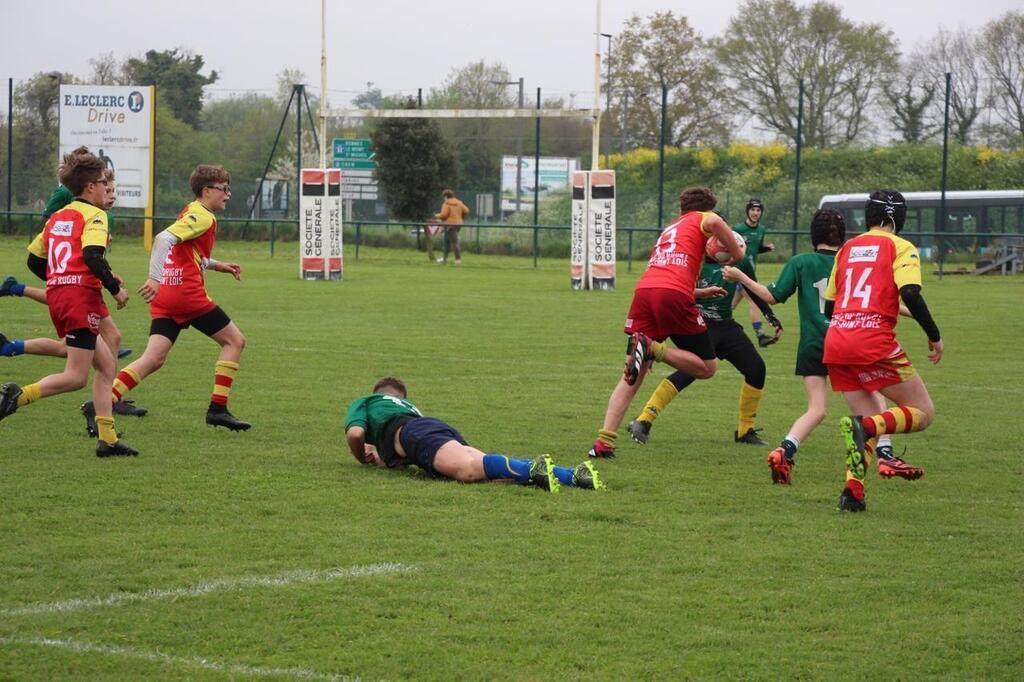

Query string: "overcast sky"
[[2, 0, 1020, 111]]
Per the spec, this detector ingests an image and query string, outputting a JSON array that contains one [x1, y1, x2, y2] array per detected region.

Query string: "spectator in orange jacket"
[[435, 189, 470, 264]]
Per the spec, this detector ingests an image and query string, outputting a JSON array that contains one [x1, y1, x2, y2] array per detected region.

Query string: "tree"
[[88, 52, 127, 85], [979, 11, 1024, 145], [371, 99, 457, 222], [10, 72, 75, 205], [123, 49, 218, 128], [882, 54, 938, 143], [919, 27, 983, 144], [427, 60, 518, 192], [607, 11, 726, 149], [714, 0, 897, 147]]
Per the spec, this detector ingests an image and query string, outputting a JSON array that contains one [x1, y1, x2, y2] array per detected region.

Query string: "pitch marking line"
[[1, 562, 415, 618], [0, 634, 355, 681]]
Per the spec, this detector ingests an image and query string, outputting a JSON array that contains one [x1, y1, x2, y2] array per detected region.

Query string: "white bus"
[[818, 190, 1024, 257]]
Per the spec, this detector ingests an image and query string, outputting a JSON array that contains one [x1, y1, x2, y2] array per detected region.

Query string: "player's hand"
[[216, 262, 242, 280], [114, 288, 129, 309], [138, 279, 160, 303], [928, 339, 944, 364], [765, 242, 776, 252], [721, 265, 741, 282], [695, 286, 728, 299], [113, 272, 126, 287]]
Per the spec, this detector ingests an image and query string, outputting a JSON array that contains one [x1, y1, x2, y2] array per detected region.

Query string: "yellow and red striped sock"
[[861, 407, 926, 437], [211, 360, 239, 407], [112, 368, 141, 403]]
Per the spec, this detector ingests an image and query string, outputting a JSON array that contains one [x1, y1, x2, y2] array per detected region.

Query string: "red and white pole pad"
[[570, 170, 616, 290], [300, 168, 343, 280]]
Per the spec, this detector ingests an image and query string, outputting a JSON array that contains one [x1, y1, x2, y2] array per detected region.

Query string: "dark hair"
[[58, 151, 106, 195], [678, 187, 717, 215], [372, 377, 407, 397], [442, 189, 454, 199], [746, 198, 763, 213], [810, 209, 846, 247], [864, 189, 907, 233], [189, 164, 231, 198]]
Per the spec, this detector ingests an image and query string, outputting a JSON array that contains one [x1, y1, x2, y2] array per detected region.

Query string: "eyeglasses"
[[207, 184, 231, 194]]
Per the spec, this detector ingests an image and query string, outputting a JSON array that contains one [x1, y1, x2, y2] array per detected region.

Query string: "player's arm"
[[345, 425, 383, 466], [704, 213, 745, 264], [203, 257, 242, 280], [82, 214, 129, 308], [138, 229, 181, 302], [899, 284, 942, 363], [722, 265, 778, 304]]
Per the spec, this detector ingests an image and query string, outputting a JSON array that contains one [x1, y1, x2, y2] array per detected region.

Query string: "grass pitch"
[[0, 237, 1021, 679]]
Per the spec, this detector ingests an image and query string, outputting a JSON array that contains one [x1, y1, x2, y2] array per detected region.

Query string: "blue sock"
[[0, 339, 25, 357], [553, 465, 575, 487], [11, 283, 25, 297], [752, 321, 763, 334], [482, 454, 531, 483]]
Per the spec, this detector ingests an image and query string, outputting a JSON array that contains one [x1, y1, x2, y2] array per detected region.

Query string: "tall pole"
[[657, 83, 667, 228], [792, 78, 804, 257], [533, 87, 541, 227], [939, 71, 951, 279], [296, 84, 302, 216], [515, 77, 524, 213], [591, 0, 602, 170], [621, 91, 628, 155], [6, 78, 12, 233], [601, 33, 613, 168], [318, 0, 327, 169]]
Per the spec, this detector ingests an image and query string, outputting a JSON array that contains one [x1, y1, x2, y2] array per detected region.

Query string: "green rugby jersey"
[[345, 393, 423, 447], [696, 257, 756, 323], [733, 221, 767, 268], [767, 250, 836, 360]]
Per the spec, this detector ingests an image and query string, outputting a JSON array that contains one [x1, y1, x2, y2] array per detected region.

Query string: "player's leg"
[[719, 321, 767, 445], [98, 316, 144, 416], [22, 285, 48, 305], [0, 332, 67, 358], [195, 307, 250, 431], [628, 325, 720, 444], [0, 330, 97, 422], [836, 387, 880, 511], [591, 374, 648, 458], [90, 335, 137, 457], [767, 376, 828, 484], [0, 276, 27, 298], [112, 324, 178, 401]]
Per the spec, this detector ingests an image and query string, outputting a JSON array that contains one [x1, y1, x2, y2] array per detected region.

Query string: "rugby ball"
[[705, 232, 746, 264]]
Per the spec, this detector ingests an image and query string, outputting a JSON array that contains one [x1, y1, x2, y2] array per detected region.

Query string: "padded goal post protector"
[[570, 171, 616, 290], [300, 169, 343, 281]]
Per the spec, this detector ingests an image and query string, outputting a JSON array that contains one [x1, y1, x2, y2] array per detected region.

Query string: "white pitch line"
[[0, 634, 355, 681], [1, 562, 414, 618]]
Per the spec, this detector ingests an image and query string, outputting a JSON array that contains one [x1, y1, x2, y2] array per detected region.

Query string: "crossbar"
[[328, 108, 597, 119]]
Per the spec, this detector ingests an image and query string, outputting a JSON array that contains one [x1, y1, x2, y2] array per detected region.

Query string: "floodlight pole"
[[319, 0, 328, 169], [591, 0, 602, 170], [939, 71, 951, 280]]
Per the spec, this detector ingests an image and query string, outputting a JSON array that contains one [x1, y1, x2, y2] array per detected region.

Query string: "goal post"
[[571, 170, 616, 290]]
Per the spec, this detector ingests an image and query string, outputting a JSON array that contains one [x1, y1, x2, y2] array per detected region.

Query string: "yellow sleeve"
[[27, 231, 46, 258], [824, 254, 840, 300], [166, 209, 214, 242], [892, 238, 922, 289], [697, 211, 714, 237], [438, 204, 451, 222], [81, 212, 109, 249]]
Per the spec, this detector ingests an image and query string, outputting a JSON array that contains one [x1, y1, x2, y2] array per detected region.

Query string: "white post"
[[591, 0, 602, 171], [319, 0, 328, 170]]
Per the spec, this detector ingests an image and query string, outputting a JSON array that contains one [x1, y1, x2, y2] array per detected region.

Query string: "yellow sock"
[[737, 383, 763, 435], [95, 416, 117, 445], [17, 383, 42, 407], [638, 378, 679, 423], [649, 339, 667, 363], [597, 429, 617, 448]]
